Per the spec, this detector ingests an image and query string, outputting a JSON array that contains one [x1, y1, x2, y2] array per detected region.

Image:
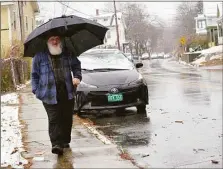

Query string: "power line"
[[114, 0, 120, 50], [64, 2, 69, 15], [54, 2, 56, 17], [57, 1, 94, 18]]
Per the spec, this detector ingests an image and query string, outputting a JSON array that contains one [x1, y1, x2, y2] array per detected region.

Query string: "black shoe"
[[62, 143, 70, 148], [52, 145, 63, 155]]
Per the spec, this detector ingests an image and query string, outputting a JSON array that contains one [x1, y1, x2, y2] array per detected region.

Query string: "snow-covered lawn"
[[1, 93, 28, 168], [192, 45, 223, 66]]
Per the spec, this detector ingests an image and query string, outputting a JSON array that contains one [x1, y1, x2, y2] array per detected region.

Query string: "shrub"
[[1, 41, 31, 93], [188, 35, 209, 50], [1, 59, 15, 92]]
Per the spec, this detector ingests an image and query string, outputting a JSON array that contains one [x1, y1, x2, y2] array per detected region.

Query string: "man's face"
[[47, 36, 61, 46], [47, 36, 62, 55]]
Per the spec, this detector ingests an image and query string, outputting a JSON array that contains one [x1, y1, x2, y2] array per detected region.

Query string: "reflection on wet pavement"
[[53, 149, 74, 169], [85, 59, 222, 168]]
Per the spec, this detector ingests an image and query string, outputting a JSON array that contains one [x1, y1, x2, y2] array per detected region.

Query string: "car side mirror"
[[135, 62, 143, 68]]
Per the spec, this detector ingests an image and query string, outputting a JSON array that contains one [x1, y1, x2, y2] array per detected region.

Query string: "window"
[[25, 16, 28, 31], [197, 20, 206, 29], [107, 30, 111, 39], [13, 12, 16, 30], [32, 18, 34, 30], [104, 18, 108, 21]]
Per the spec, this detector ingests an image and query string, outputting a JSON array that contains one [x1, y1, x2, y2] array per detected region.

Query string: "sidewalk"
[[19, 86, 137, 168]]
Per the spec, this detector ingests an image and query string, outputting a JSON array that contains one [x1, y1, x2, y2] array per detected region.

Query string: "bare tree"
[[103, 2, 125, 13], [102, 2, 163, 55], [174, 1, 203, 48], [121, 3, 163, 56], [196, 0, 203, 14]]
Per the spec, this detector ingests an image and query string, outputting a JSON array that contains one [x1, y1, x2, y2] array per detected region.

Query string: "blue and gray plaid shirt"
[[31, 52, 82, 105]]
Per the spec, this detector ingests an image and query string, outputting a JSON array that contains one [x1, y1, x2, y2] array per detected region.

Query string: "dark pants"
[[43, 98, 74, 146]]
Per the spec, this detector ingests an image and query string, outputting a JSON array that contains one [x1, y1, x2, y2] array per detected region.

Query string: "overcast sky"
[[37, 1, 179, 24]]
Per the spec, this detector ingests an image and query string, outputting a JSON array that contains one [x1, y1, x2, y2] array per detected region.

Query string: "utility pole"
[[18, 1, 23, 41], [18, 1, 24, 42], [113, 0, 121, 50]]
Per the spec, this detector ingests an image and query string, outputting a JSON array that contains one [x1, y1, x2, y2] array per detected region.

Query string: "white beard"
[[47, 42, 62, 55]]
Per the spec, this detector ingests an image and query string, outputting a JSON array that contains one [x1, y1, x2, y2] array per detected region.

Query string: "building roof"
[[92, 12, 122, 19], [90, 12, 125, 28]]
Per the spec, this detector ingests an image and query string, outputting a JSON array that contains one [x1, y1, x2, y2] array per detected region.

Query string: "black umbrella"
[[24, 15, 108, 57]]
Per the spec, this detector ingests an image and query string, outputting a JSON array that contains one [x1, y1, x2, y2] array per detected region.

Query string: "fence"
[[1, 45, 31, 92]]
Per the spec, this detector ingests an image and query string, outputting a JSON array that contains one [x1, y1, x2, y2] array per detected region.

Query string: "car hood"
[[82, 70, 140, 86]]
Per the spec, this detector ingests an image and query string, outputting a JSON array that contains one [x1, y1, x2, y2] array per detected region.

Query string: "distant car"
[[164, 54, 172, 59], [151, 53, 158, 59], [74, 49, 149, 115], [142, 53, 149, 60], [133, 55, 140, 60], [153, 53, 164, 59]]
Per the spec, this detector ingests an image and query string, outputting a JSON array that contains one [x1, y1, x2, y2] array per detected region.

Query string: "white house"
[[217, 16, 223, 45], [194, 2, 223, 46], [90, 10, 127, 50]]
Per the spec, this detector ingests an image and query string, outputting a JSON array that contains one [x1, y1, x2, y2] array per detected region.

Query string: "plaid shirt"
[[31, 52, 82, 105]]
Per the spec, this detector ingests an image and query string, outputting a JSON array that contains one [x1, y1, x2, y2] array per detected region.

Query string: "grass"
[[200, 58, 223, 67]]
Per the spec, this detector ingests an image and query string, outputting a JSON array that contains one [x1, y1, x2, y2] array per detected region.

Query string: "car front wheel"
[[137, 105, 146, 114]]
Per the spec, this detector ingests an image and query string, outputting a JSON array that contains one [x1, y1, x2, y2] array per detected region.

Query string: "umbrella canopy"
[[24, 15, 108, 57]]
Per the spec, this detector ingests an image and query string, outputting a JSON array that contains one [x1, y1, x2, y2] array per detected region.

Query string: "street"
[[82, 59, 223, 168], [1, 58, 222, 168]]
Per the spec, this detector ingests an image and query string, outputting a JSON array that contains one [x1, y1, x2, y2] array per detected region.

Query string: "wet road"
[[84, 59, 223, 168]]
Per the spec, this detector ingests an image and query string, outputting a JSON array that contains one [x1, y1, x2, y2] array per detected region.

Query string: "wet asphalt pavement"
[[83, 59, 223, 168]]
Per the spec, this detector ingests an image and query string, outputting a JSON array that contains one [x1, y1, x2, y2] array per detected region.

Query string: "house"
[[90, 9, 127, 51], [1, 1, 39, 50], [217, 15, 223, 45], [194, 2, 223, 47]]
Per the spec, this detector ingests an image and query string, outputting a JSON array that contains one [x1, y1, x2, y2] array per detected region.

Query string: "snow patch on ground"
[[16, 81, 31, 91], [1, 93, 28, 168], [191, 45, 223, 66], [200, 45, 223, 55], [1, 93, 18, 104], [210, 54, 223, 61], [178, 60, 194, 68], [192, 56, 206, 65]]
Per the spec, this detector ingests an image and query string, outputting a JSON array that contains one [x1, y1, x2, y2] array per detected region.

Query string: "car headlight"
[[78, 81, 98, 88], [128, 73, 143, 85]]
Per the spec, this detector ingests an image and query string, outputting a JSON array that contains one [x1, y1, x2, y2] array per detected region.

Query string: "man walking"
[[31, 33, 82, 155]]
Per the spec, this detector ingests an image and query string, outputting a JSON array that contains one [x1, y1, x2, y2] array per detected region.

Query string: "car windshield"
[[79, 51, 134, 70]]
